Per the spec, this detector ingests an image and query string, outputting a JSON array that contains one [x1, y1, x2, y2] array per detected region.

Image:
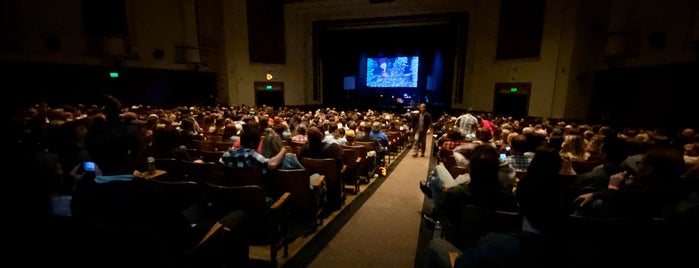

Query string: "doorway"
[[493, 82, 530, 119], [254, 81, 284, 108]]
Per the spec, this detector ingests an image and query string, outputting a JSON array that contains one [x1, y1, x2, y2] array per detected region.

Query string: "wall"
[[1, 0, 208, 71], [2, 0, 697, 120]]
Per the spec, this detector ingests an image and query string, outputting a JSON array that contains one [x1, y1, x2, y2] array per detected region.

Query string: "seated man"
[[421, 143, 477, 224]]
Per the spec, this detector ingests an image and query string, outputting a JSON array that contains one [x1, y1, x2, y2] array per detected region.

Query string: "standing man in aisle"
[[411, 103, 433, 157]]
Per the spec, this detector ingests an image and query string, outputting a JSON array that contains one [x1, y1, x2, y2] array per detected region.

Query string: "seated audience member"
[[441, 145, 519, 230], [291, 123, 308, 144], [260, 127, 284, 159], [472, 127, 495, 148], [585, 133, 606, 159], [548, 127, 565, 151], [344, 124, 356, 145], [299, 125, 346, 211], [574, 146, 690, 219], [84, 94, 144, 176], [260, 124, 305, 171], [370, 121, 389, 163], [428, 144, 570, 268], [354, 122, 381, 174], [219, 121, 286, 174], [151, 125, 199, 162], [437, 127, 465, 151], [323, 123, 347, 146], [421, 143, 477, 224], [71, 162, 252, 267], [298, 125, 344, 174], [570, 135, 628, 198], [559, 134, 590, 175], [506, 134, 533, 172]]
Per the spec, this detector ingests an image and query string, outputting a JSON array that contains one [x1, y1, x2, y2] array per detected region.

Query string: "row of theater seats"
[[440, 203, 699, 267]]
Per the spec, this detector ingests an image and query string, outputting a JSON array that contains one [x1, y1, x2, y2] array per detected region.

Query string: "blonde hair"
[[561, 135, 588, 161]]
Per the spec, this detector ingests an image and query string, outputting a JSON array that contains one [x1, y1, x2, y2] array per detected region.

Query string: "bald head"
[[307, 126, 323, 144]]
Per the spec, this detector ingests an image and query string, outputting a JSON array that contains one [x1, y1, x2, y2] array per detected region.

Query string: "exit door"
[[254, 81, 284, 108], [493, 83, 530, 119]]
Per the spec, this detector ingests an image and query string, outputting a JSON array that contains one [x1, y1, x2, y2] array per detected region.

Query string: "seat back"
[[301, 157, 344, 210], [213, 141, 234, 151], [341, 148, 361, 193], [182, 161, 222, 184], [270, 169, 324, 222], [343, 144, 371, 178], [443, 204, 521, 251], [202, 183, 289, 265], [220, 165, 265, 187], [198, 150, 225, 163], [153, 158, 188, 181], [572, 160, 602, 174], [145, 178, 203, 213]]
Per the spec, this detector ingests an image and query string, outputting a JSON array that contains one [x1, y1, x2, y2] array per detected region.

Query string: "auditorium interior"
[[5, 0, 699, 267]]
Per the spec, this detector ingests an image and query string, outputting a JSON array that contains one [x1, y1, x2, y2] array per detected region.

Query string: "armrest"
[[448, 251, 459, 268], [341, 164, 347, 174], [186, 221, 224, 256], [312, 175, 326, 188], [270, 192, 291, 210], [355, 157, 362, 164]]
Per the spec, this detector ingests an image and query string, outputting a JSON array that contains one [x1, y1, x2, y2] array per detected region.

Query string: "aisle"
[[307, 136, 433, 267]]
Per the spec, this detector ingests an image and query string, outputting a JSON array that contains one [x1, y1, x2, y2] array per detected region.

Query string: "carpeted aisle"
[[306, 136, 434, 268]]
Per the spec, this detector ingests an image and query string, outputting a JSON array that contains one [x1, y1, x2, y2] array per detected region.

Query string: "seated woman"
[[559, 134, 590, 175]]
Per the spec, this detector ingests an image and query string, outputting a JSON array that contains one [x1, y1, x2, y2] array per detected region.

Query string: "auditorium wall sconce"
[[265, 68, 274, 81]]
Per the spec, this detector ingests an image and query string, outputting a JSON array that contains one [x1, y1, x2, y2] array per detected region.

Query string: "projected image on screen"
[[366, 56, 419, 88]]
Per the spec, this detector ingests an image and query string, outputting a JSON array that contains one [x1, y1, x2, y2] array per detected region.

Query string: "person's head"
[[468, 145, 501, 186], [371, 121, 382, 133], [586, 134, 606, 153], [100, 94, 122, 121], [239, 121, 262, 149], [476, 127, 492, 142], [347, 121, 357, 131], [418, 103, 426, 114], [345, 128, 355, 141], [561, 135, 586, 158], [601, 135, 628, 166], [296, 123, 307, 135], [180, 117, 196, 132], [307, 126, 324, 145], [273, 123, 286, 137], [510, 134, 528, 154], [261, 131, 283, 158], [446, 127, 463, 141], [152, 125, 180, 153], [362, 122, 372, 134], [637, 146, 686, 186]]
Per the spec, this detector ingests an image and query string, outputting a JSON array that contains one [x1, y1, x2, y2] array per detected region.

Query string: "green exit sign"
[[109, 72, 119, 78], [266, 85, 273, 90], [510, 87, 518, 93]]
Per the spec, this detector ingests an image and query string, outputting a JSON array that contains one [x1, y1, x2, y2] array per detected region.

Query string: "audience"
[[428, 144, 570, 268], [11, 98, 699, 267], [441, 145, 519, 250]]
